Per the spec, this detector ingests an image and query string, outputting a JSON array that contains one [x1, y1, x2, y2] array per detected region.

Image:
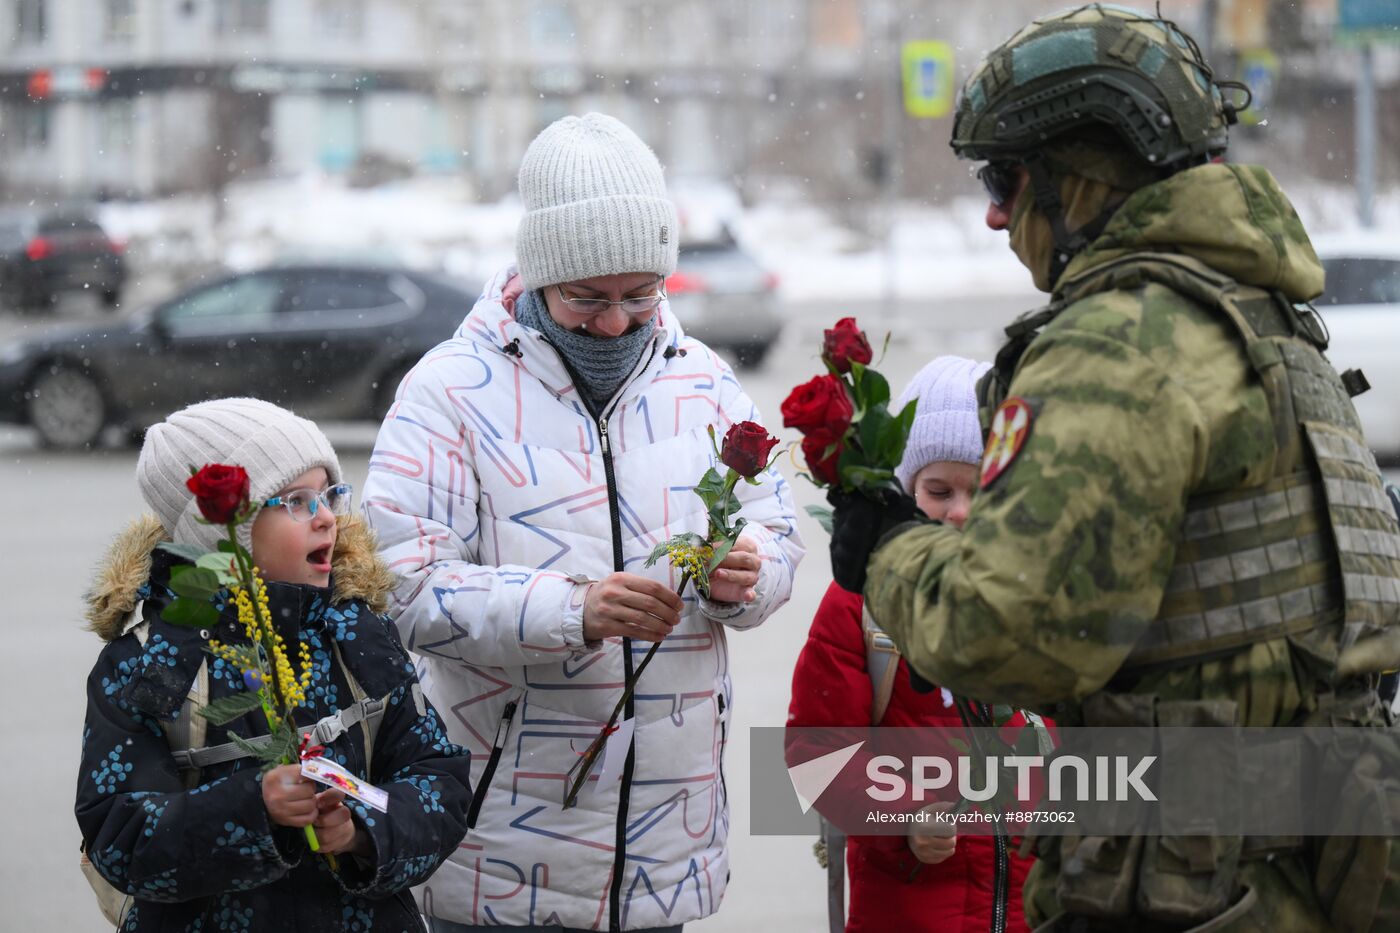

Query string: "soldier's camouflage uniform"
[[865, 145, 1400, 932]]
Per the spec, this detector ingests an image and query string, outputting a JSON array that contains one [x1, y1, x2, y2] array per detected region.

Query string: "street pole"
[[1355, 42, 1376, 228], [1200, 0, 1218, 66], [881, 0, 900, 316]]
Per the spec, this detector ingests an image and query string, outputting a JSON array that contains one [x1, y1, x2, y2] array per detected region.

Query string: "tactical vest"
[[980, 252, 1400, 680]]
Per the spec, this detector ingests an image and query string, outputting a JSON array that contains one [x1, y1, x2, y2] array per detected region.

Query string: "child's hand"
[[312, 788, 367, 857], [908, 801, 957, 866], [262, 764, 318, 828]]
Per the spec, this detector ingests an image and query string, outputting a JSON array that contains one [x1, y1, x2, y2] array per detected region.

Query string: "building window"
[[5, 103, 51, 151], [214, 0, 270, 36], [14, 0, 46, 46], [529, 0, 577, 51], [99, 99, 134, 154], [315, 0, 364, 40], [105, 0, 136, 41]]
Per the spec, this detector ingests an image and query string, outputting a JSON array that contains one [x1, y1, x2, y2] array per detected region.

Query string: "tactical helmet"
[[952, 4, 1243, 170]]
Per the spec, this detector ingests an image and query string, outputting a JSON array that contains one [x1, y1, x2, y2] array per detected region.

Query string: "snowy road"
[[5, 302, 1397, 932]]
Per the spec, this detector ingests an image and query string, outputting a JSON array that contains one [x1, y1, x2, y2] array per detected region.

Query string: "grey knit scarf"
[[513, 286, 657, 415]]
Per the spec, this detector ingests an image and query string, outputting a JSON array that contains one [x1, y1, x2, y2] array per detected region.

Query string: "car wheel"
[[27, 364, 107, 449], [732, 343, 771, 369], [100, 288, 121, 310]]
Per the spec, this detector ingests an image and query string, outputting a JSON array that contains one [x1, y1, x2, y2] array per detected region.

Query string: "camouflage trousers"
[[1024, 827, 1400, 932]]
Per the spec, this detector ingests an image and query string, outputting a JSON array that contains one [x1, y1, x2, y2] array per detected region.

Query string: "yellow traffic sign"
[[902, 41, 955, 118]]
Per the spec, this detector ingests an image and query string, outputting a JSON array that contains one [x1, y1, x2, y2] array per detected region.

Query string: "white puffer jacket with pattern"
[[363, 265, 804, 930]]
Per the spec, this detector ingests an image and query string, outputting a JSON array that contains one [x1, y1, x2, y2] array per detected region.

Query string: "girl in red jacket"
[[788, 355, 1038, 933]]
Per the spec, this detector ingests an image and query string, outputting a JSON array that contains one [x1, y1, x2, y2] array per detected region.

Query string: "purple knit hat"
[[893, 356, 993, 494]]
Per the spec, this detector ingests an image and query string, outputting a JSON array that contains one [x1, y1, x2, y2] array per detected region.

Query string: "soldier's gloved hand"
[[827, 486, 926, 594]]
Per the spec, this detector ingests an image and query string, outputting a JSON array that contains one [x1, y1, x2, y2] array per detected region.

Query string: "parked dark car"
[[0, 208, 127, 310], [0, 263, 480, 448], [664, 238, 782, 368]]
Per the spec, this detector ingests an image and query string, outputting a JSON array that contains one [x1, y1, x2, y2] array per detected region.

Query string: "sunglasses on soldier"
[[977, 161, 1022, 207]]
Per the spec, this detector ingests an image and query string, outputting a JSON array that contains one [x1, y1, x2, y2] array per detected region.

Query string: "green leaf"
[[196, 691, 264, 726], [805, 504, 834, 534], [262, 728, 298, 766], [859, 407, 891, 462], [162, 598, 219, 629], [216, 540, 239, 554], [692, 467, 727, 511], [706, 537, 736, 575], [644, 533, 706, 568], [843, 465, 897, 489], [704, 519, 748, 574], [645, 541, 670, 568], [169, 566, 222, 601], [194, 552, 239, 587], [226, 730, 273, 761], [156, 541, 205, 564], [991, 704, 1016, 728], [859, 368, 891, 410]]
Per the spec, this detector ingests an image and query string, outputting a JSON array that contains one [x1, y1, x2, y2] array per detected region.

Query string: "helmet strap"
[[1023, 151, 1124, 288]]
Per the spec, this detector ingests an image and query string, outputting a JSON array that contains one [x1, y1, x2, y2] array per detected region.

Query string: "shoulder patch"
[[980, 397, 1034, 489]]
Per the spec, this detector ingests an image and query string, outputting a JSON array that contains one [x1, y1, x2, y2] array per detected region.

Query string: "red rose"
[[185, 464, 250, 525], [801, 430, 843, 486], [720, 421, 780, 478], [822, 317, 873, 374], [781, 374, 853, 435]]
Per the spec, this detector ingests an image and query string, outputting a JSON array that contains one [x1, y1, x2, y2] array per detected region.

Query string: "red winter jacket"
[[787, 582, 1038, 933]]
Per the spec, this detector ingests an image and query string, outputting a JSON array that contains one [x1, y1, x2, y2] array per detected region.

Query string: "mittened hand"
[[827, 486, 926, 594]]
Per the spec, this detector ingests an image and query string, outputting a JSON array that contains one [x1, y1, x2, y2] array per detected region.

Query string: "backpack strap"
[[862, 607, 901, 726], [131, 607, 208, 790], [172, 642, 390, 777]]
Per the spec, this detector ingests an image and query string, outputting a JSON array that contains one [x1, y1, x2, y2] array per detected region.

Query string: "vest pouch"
[[1311, 730, 1400, 933], [1136, 834, 1243, 924], [1055, 832, 1145, 919], [1135, 698, 1245, 924]]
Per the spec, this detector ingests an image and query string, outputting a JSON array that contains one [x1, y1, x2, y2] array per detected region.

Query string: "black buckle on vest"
[[1004, 305, 1059, 340], [1285, 301, 1330, 350], [1340, 368, 1371, 399]]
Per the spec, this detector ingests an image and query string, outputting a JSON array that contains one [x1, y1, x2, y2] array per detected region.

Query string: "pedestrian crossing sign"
[[902, 41, 955, 118]]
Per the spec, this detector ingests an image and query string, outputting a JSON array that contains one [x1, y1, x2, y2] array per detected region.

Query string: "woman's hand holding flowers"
[[703, 535, 761, 604], [582, 572, 684, 643]]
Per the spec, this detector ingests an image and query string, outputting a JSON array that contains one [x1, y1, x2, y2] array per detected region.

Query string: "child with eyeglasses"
[[76, 397, 473, 932]]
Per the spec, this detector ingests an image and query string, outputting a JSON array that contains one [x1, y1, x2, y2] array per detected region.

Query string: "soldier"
[[827, 5, 1400, 932]]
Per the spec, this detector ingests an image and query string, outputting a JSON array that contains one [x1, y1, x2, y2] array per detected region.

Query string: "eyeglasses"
[[555, 281, 665, 316], [977, 161, 1022, 207], [263, 483, 353, 522]]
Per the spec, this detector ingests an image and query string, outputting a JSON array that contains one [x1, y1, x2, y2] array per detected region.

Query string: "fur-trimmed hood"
[[85, 513, 395, 641]]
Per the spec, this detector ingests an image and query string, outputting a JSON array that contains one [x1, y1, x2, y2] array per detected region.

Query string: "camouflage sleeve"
[[864, 303, 1222, 710]]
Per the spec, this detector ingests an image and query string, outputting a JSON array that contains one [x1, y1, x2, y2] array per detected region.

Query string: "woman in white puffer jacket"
[[362, 113, 804, 933]]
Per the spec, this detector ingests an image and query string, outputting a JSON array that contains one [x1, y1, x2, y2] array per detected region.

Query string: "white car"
[[1311, 233, 1400, 464]]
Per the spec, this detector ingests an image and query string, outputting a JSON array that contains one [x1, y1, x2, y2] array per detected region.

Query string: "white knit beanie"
[[136, 397, 342, 554], [894, 356, 993, 494], [515, 112, 679, 291]]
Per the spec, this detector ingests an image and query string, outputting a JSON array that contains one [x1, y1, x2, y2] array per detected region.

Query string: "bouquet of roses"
[[157, 464, 325, 856], [785, 320, 1055, 858], [782, 317, 917, 530], [562, 421, 780, 808]]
